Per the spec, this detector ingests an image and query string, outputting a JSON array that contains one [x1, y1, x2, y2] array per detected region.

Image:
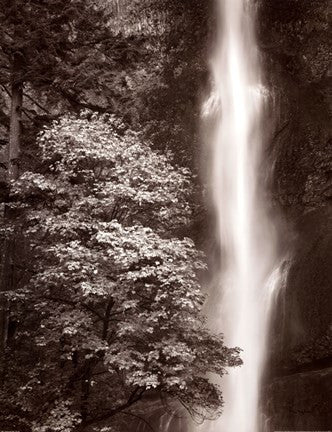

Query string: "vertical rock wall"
[[259, 0, 332, 429]]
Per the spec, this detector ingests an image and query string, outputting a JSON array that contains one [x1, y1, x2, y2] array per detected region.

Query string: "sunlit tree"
[[0, 113, 241, 431]]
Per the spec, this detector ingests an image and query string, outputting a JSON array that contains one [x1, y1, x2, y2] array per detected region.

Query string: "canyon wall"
[[259, 1, 332, 429]]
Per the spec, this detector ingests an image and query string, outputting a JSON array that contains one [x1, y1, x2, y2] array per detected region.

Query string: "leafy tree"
[[0, 0, 212, 179], [0, 0, 214, 414], [0, 0, 155, 382], [126, 0, 214, 167], [0, 113, 241, 431], [0, 0, 161, 177]]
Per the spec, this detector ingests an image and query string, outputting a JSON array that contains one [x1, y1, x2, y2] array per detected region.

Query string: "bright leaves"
[[4, 113, 241, 430]]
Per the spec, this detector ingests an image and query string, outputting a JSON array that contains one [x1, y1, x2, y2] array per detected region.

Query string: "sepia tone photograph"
[[0, 0, 331, 431]]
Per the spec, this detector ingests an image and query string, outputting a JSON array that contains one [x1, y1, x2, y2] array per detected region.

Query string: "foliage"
[[136, 0, 214, 166], [0, 0, 168, 158], [259, 0, 331, 213], [260, 0, 329, 83], [0, 113, 241, 430], [0, 0, 211, 182]]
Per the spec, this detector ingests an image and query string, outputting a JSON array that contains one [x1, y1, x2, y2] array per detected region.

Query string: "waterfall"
[[201, 0, 279, 431]]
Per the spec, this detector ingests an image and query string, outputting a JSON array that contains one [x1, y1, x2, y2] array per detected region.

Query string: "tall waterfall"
[[202, 0, 279, 431]]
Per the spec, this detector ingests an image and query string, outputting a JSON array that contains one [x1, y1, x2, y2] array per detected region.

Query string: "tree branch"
[[83, 387, 146, 426], [0, 84, 10, 97], [102, 297, 115, 340], [57, 87, 107, 113], [24, 92, 50, 114], [42, 296, 105, 321]]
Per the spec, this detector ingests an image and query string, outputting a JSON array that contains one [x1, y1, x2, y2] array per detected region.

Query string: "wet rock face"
[[259, 0, 331, 217], [264, 208, 332, 430], [265, 368, 332, 431], [259, 0, 331, 429], [263, 163, 332, 428], [270, 208, 332, 371]]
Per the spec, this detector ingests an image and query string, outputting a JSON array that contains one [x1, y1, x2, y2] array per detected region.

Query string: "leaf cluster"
[[1, 114, 241, 430]]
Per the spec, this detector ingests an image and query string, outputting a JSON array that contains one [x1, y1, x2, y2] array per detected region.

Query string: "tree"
[[0, 0, 112, 171], [0, 0, 150, 382], [0, 0, 214, 403], [0, 0, 164, 173], [0, 0, 213, 175], [121, 0, 214, 167], [0, 113, 241, 431]]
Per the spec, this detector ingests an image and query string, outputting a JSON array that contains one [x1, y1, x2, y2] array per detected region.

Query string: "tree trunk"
[[0, 51, 23, 385], [80, 366, 91, 423], [8, 53, 23, 181]]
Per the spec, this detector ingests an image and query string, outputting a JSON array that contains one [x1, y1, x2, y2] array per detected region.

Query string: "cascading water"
[[201, 0, 279, 431]]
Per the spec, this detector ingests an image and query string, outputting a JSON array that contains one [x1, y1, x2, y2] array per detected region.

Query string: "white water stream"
[[201, 0, 279, 431]]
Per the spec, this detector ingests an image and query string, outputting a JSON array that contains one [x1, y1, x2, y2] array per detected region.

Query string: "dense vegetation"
[[0, 0, 329, 430], [0, 1, 240, 431], [259, 0, 331, 214]]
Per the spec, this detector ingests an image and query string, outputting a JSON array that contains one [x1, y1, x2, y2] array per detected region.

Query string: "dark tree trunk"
[[0, 51, 23, 385], [80, 366, 92, 423], [8, 53, 23, 181]]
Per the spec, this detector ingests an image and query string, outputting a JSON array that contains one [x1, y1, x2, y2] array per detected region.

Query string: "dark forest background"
[[0, 0, 330, 431]]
